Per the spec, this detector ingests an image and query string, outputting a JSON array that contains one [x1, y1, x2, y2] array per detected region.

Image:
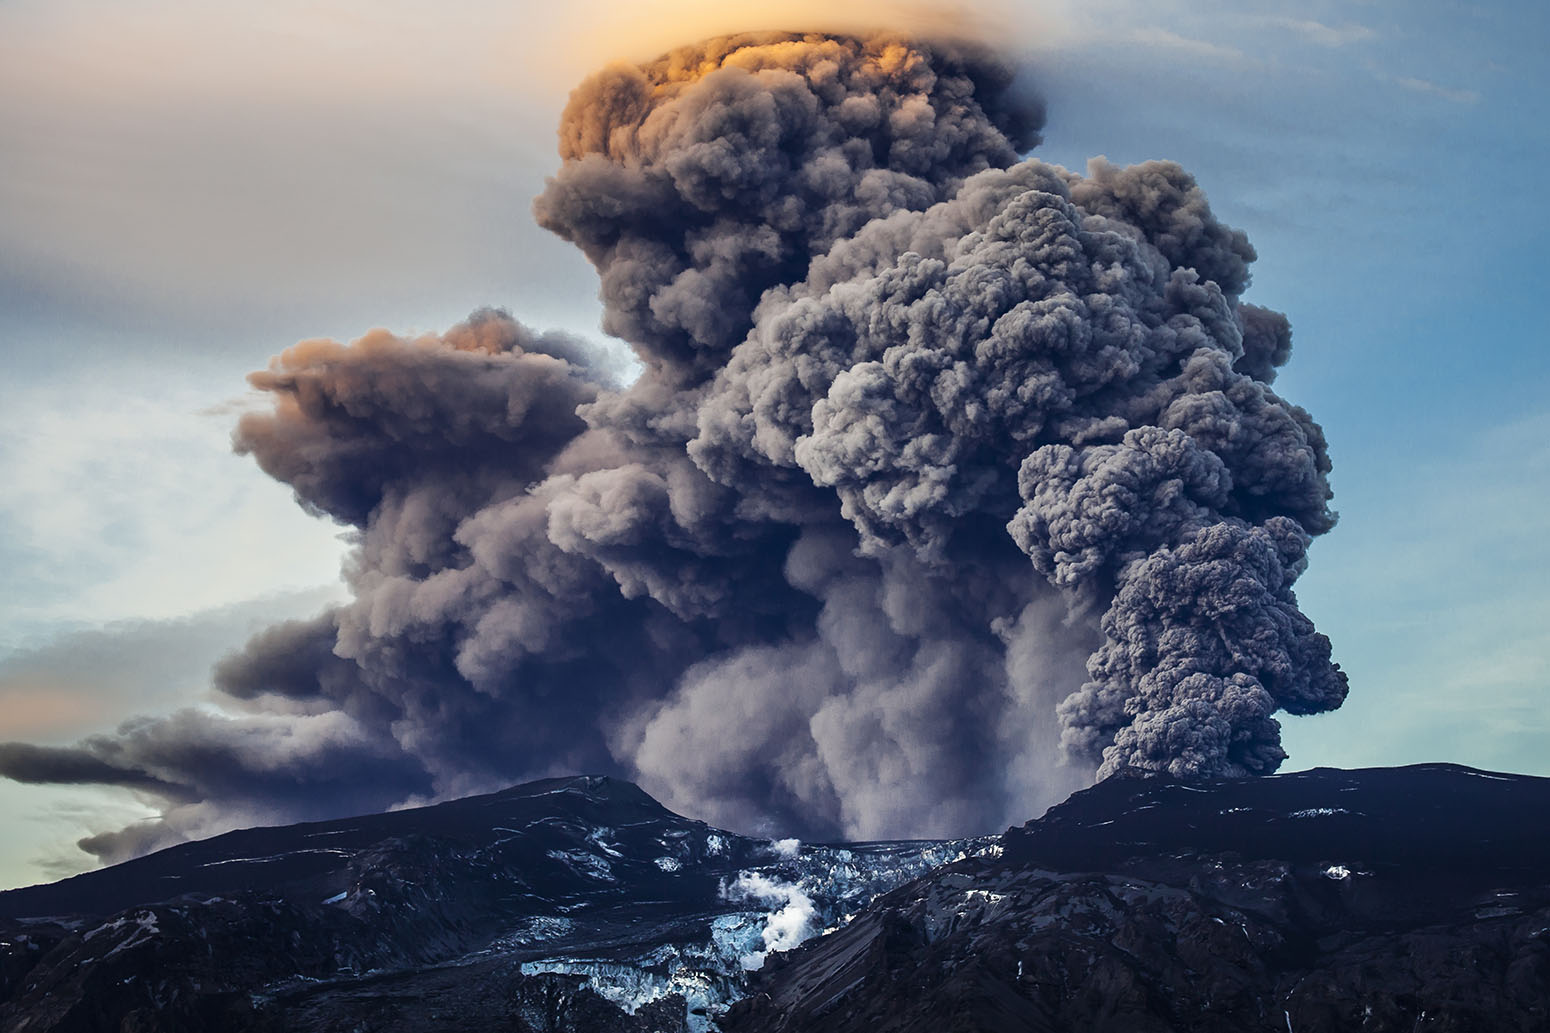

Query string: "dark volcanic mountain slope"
[[8, 765, 1548, 1033], [0, 776, 984, 1033], [0, 775, 702, 921], [723, 764, 1550, 1033]]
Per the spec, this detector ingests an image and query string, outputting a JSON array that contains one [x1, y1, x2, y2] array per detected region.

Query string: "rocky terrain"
[[0, 776, 984, 1033], [3, 765, 1548, 1032], [723, 764, 1550, 1033]]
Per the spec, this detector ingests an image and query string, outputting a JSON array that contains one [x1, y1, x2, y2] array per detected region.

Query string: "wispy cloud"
[[1394, 75, 1481, 105], [1127, 26, 1245, 63], [1258, 17, 1375, 48]]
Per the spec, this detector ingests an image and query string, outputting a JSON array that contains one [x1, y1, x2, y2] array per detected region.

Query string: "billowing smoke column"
[[0, 32, 1344, 862]]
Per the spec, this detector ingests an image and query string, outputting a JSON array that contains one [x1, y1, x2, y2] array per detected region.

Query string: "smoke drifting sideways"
[[0, 31, 1346, 864]]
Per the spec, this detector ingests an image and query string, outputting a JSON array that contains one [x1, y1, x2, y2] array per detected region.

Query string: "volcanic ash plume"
[[0, 31, 1345, 859]]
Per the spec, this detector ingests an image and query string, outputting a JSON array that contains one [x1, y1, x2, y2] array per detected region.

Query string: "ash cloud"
[[534, 32, 1042, 380], [0, 31, 1344, 862]]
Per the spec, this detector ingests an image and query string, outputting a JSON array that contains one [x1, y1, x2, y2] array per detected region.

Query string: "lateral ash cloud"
[[0, 32, 1345, 860]]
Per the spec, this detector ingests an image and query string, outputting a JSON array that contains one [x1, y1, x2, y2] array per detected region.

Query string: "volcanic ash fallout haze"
[[0, 31, 1346, 861]]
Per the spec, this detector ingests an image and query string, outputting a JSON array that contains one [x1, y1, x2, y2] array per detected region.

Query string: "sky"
[[1, 0, 1546, 890]]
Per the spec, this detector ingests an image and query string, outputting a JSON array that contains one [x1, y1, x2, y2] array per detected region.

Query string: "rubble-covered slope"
[[723, 764, 1550, 1033]]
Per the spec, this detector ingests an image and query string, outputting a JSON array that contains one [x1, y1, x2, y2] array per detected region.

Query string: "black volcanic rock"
[[723, 765, 1550, 1033], [0, 775, 983, 1033], [0, 775, 680, 921]]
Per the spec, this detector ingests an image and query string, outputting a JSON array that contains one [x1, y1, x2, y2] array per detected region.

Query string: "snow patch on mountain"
[[544, 848, 614, 881], [103, 911, 160, 958]]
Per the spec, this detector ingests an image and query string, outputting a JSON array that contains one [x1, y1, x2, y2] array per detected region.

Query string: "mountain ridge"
[[0, 774, 666, 915], [0, 772, 988, 1032], [724, 763, 1550, 1033], [4, 764, 1548, 1032]]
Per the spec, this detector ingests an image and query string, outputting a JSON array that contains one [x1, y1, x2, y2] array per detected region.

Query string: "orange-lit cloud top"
[[549, 30, 1039, 168], [544, 0, 1065, 69]]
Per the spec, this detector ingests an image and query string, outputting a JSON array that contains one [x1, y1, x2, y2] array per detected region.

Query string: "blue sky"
[[0, 0, 1545, 888]]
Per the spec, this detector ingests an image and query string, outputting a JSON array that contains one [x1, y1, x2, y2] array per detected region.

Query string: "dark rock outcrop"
[[723, 764, 1550, 1033]]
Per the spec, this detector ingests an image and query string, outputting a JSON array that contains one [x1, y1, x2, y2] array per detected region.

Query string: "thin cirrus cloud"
[[1257, 16, 1375, 48], [1125, 26, 1247, 63], [1392, 75, 1482, 104]]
